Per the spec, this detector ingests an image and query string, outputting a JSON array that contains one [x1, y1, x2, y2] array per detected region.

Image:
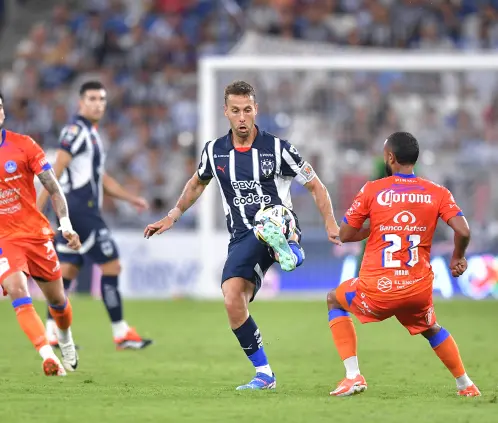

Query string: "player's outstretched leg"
[[223, 277, 276, 391], [45, 277, 72, 348], [326, 288, 367, 396], [37, 277, 78, 372], [422, 325, 480, 397], [3, 272, 66, 376], [100, 259, 152, 350]]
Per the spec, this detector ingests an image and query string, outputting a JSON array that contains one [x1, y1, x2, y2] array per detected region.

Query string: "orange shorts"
[[0, 238, 62, 287], [335, 277, 436, 335]]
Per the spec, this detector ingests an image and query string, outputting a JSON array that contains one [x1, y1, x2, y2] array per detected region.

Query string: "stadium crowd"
[[0, 0, 497, 230]]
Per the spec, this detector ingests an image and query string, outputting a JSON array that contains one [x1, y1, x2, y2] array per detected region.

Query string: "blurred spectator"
[[0, 0, 5, 36]]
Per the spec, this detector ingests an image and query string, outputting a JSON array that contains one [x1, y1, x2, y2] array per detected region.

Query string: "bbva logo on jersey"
[[377, 189, 432, 207]]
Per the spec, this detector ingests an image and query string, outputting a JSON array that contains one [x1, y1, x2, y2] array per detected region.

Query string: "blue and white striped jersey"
[[197, 126, 315, 239], [58, 115, 105, 214]]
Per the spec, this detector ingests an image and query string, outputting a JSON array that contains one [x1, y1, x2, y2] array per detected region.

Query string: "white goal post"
[[196, 53, 498, 298]]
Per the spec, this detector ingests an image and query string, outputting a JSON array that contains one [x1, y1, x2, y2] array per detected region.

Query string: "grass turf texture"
[[0, 298, 495, 423]]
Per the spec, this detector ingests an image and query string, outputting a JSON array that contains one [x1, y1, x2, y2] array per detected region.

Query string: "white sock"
[[45, 319, 57, 341], [344, 356, 360, 379], [111, 320, 130, 339], [456, 373, 473, 390], [39, 344, 56, 360], [255, 364, 273, 377], [56, 327, 73, 345]]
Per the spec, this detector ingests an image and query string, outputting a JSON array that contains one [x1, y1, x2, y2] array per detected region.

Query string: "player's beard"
[[234, 124, 251, 139], [385, 162, 393, 176]]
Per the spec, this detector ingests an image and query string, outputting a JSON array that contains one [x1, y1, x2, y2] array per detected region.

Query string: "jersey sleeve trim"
[[281, 142, 313, 185], [59, 124, 86, 157], [438, 187, 463, 223], [282, 148, 300, 174], [343, 216, 363, 229], [197, 141, 213, 181], [41, 163, 52, 171]]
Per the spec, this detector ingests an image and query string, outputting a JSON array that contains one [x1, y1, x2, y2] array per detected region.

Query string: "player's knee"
[[45, 284, 66, 305], [224, 292, 245, 313], [326, 289, 341, 309], [224, 293, 249, 328], [3, 273, 29, 299], [222, 280, 248, 315], [47, 292, 66, 307], [100, 259, 121, 276], [421, 323, 442, 339]]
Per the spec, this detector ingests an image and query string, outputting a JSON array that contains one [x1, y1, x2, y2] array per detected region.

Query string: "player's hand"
[[450, 256, 467, 277], [131, 196, 149, 212], [144, 217, 175, 239], [63, 231, 81, 251], [326, 218, 342, 246]]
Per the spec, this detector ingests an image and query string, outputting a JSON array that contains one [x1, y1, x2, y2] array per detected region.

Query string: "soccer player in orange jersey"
[[0, 93, 81, 376], [326, 132, 480, 397]]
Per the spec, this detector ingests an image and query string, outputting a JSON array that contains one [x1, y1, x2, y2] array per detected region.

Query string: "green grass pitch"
[[0, 298, 496, 423]]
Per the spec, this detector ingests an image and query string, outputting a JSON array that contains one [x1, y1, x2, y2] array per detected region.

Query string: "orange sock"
[[12, 297, 48, 351], [328, 309, 357, 360], [48, 297, 73, 330], [429, 328, 465, 378]]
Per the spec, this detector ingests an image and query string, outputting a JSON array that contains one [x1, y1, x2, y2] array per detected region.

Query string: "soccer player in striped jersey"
[[37, 81, 152, 350], [145, 81, 341, 390]]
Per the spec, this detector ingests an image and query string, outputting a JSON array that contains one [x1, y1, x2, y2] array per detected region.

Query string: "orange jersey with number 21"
[[344, 173, 462, 301]]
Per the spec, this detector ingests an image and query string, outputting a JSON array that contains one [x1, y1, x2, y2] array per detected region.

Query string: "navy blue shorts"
[[54, 213, 119, 267], [221, 230, 276, 301]]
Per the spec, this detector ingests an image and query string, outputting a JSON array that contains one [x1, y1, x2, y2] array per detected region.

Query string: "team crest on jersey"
[[261, 159, 274, 178], [4, 160, 17, 174]]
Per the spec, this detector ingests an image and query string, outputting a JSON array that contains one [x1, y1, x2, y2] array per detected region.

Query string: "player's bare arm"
[[102, 172, 149, 212], [447, 215, 471, 277], [36, 149, 72, 211], [144, 173, 210, 238], [37, 169, 81, 250], [304, 175, 341, 245], [339, 221, 371, 243]]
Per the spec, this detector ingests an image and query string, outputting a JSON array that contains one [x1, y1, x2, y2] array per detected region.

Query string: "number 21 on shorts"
[[382, 234, 420, 268]]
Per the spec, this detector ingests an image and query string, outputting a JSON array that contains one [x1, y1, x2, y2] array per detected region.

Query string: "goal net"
[[197, 41, 498, 299]]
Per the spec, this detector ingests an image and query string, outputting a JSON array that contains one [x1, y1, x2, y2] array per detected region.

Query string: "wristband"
[[58, 217, 75, 234], [168, 208, 182, 222]]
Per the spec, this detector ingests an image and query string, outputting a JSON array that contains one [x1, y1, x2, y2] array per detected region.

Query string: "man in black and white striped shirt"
[[145, 81, 340, 390]]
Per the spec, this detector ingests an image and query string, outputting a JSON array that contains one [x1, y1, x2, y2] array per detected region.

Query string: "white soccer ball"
[[253, 204, 297, 244]]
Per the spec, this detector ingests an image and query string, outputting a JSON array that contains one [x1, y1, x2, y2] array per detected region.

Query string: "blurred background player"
[[37, 81, 152, 350], [0, 92, 80, 376], [144, 81, 341, 390], [326, 132, 480, 397]]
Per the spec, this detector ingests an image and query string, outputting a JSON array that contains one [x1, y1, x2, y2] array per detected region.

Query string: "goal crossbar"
[[199, 53, 498, 72]]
